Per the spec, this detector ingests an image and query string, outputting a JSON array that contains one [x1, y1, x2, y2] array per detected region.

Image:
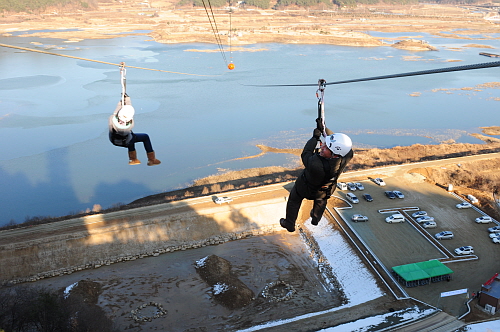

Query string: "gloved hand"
[[313, 128, 322, 140], [316, 117, 325, 132]]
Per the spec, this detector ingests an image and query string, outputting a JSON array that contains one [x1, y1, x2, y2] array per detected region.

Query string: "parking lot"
[[333, 176, 499, 317]]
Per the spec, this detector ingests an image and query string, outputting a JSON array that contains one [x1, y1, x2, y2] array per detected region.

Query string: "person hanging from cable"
[[280, 81, 353, 232], [108, 63, 161, 166]]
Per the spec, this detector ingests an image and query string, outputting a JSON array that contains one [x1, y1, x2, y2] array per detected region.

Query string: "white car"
[[454, 246, 474, 255], [373, 178, 386, 186], [347, 182, 357, 191], [346, 193, 359, 204], [214, 196, 233, 204], [337, 182, 348, 190], [392, 190, 404, 199], [456, 202, 472, 209], [354, 182, 364, 190], [475, 216, 492, 224], [412, 211, 427, 218], [488, 226, 500, 233], [435, 231, 454, 240], [493, 237, 500, 244], [385, 214, 405, 223], [416, 216, 435, 223], [422, 221, 437, 229], [489, 233, 500, 239], [351, 214, 368, 222]]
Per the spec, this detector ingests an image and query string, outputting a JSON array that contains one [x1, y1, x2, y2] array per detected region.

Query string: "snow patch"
[[64, 281, 78, 299], [318, 306, 436, 331], [304, 217, 384, 305], [195, 256, 208, 268], [213, 283, 229, 295]]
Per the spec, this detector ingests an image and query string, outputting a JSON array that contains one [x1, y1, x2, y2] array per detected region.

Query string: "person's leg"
[[127, 136, 140, 165], [280, 185, 303, 232], [310, 198, 327, 225], [134, 133, 161, 166], [132, 133, 153, 153]]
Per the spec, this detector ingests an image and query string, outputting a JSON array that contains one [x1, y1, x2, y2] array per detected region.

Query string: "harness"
[[319, 154, 349, 197]]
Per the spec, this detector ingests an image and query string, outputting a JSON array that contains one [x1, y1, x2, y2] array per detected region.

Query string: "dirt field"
[[33, 232, 350, 331]]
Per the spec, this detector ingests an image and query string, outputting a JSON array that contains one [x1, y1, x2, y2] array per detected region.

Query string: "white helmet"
[[117, 105, 135, 122], [324, 133, 352, 157]]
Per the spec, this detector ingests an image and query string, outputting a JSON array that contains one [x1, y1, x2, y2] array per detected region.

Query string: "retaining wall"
[[0, 195, 306, 286]]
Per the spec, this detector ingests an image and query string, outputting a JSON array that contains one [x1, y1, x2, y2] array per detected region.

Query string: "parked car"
[[412, 211, 427, 218], [435, 231, 454, 240], [488, 226, 500, 233], [493, 237, 500, 244], [384, 191, 396, 199], [475, 216, 492, 224], [351, 214, 368, 222], [373, 178, 386, 186], [362, 194, 373, 202], [454, 246, 474, 255], [489, 233, 500, 239], [354, 182, 364, 190], [422, 221, 437, 229], [416, 216, 435, 223], [393, 190, 404, 199], [456, 202, 472, 209], [214, 196, 233, 204], [346, 193, 359, 204], [467, 194, 479, 204], [337, 182, 348, 190], [385, 214, 405, 223], [347, 182, 357, 191]]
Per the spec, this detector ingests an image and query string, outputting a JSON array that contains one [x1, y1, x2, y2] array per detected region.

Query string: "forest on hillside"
[[0, 0, 492, 13]]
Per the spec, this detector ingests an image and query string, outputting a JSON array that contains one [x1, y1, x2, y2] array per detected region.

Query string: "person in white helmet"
[[280, 118, 353, 232], [108, 94, 161, 166]]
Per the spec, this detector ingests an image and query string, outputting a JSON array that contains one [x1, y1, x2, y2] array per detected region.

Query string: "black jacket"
[[295, 130, 353, 200]]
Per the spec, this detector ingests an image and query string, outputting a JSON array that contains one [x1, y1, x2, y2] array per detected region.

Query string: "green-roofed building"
[[392, 260, 454, 287]]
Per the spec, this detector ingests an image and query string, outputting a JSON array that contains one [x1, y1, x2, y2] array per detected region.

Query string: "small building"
[[392, 260, 454, 288], [478, 273, 500, 313]]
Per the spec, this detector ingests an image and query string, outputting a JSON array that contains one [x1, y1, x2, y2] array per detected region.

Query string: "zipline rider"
[[280, 118, 353, 232], [108, 94, 161, 166]]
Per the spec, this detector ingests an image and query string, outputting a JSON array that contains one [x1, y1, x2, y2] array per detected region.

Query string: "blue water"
[[0, 31, 499, 224]]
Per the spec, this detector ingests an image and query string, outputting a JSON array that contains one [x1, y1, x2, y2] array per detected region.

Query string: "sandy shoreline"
[[1, 3, 499, 50]]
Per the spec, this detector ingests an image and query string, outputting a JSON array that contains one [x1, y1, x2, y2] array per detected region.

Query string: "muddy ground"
[[34, 233, 349, 331]]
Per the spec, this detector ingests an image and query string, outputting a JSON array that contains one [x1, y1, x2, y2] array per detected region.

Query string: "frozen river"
[[0, 30, 499, 224]]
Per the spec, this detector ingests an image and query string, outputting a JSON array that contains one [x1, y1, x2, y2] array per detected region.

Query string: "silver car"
[[412, 211, 427, 218], [416, 216, 434, 223], [422, 221, 437, 229], [435, 231, 454, 240], [351, 214, 368, 222]]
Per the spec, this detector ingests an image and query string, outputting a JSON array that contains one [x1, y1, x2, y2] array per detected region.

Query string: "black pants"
[[285, 185, 328, 226]]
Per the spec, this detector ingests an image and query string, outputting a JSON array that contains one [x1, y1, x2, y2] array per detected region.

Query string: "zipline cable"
[[0, 43, 219, 77], [245, 60, 500, 87], [201, 0, 228, 66]]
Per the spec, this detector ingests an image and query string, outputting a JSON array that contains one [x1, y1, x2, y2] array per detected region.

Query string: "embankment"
[[0, 191, 298, 285]]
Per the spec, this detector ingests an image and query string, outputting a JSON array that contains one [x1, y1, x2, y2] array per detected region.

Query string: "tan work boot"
[[128, 151, 141, 165], [147, 151, 161, 166]]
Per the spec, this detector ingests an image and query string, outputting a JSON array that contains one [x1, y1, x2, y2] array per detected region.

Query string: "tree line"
[[0, 0, 99, 13], [0, 0, 487, 13]]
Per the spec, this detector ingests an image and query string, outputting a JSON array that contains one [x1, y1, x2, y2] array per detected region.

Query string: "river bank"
[[1, 3, 499, 49]]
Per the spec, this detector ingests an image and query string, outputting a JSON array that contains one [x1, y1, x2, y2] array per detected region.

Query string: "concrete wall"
[[0, 196, 293, 285]]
